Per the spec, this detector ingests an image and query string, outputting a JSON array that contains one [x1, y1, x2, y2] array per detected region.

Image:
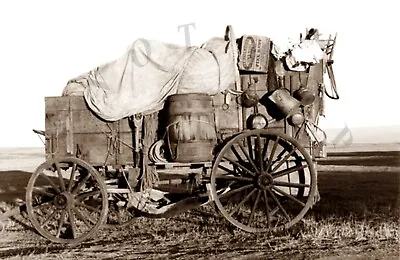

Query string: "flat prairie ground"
[[0, 145, 399, 259]]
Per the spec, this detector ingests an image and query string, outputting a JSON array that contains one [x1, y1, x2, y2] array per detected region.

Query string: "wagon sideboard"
[[45, 96, 135, 166], [45, 79, 322, 167], [45, 59, 325, 165]]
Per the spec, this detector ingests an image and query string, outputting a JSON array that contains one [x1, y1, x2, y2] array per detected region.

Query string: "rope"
[[101, 123, 118, 166], [149, 140, 167, 163], [305, 120, 327, 144], [164, 119, 216, 161], [324, 65, 339, 100], [322, 35, 339, 100]]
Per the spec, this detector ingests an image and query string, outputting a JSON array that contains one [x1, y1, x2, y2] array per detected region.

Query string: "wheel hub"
[[257, 174, 273, 190], [53, 193, 73, 209]]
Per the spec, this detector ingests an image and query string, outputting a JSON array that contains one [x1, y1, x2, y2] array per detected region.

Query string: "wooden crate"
[[45, 96, 134, 166], [238, 35, 271, 73]]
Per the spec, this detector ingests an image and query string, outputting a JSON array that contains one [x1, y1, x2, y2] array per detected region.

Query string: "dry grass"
[[1, 182, 398, 260]]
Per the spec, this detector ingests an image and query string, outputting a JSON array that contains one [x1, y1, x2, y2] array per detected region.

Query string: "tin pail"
[[268, 88, 301, 117]]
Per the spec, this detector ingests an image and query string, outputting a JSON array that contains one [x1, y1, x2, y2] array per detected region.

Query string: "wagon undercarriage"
[[25, 127, 320, 244]]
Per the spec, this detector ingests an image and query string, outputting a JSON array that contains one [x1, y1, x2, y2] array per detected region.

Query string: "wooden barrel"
[[166, 93, 217, 162]]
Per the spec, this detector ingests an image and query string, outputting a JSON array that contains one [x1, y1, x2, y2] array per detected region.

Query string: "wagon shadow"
[[0, 170, 36, 232], [311, 170, 400, 221], [0, 170, 31, 204]]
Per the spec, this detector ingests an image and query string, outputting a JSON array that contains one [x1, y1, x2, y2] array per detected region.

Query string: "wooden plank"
[[44, 95, 135, 165], [106, 188, 130, 194], [154, 162, 212, 168], [240, 74, 268, 92], [68, 96, 89, 111], [45, 96, 70, 112], [71, 110, 112, 133]]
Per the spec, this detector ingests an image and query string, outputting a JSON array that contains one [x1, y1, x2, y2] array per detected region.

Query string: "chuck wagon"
[[23, 26, 338, 244]]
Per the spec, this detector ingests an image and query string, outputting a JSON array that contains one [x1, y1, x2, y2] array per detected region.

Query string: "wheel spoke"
[[56, 209, 66, 238], [75, 207, 98, 225], [40, 172, 61, 193], [230, 145, 246, 164], [73, 207, 94, 228], [271, 149, 289, 167], [27, 157, 108, 243], [229, 188, 257, 217], [266, 137, 280, 172], [218, 164, 239, 176], [238, 142, 260, 175], [271, 147, 297, 173], [55, 162, 66, 192], [263, 190, 271, 228], [219, 184, 254, 199], [223, 156, 256, 177], [40, 208, 58, 226], [215, 175, 253, 183], [68, 208, 78, 239], [210, 130, 317, 233], [33, 201, 52, 210], [71, 173, 91, 195], [272, 164, 308, 179], [247, 136, 254, 161], [67, 163, 77, 192], [256, 135, 264, 172], [248, 190, 261, 226], [261, 137, 270, 164], [267, 188, 291, 221], [273, 181, 310, 188], [75, 201, 102, 214], [272, 186, 306, 207]]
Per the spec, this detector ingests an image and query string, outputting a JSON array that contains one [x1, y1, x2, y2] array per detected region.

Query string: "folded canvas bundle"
[[63, 32, 238, 121]]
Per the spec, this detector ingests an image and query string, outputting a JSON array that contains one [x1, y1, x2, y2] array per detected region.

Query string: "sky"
[[0, 0, 399, 147]]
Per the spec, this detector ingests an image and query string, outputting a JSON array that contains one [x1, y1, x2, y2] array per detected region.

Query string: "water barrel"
[[166, 93, 217, 162]]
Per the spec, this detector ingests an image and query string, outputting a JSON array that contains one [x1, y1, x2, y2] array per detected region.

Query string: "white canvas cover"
[[63, 28, 239, 121]]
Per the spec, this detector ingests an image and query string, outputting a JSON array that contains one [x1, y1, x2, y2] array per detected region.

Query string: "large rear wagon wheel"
[[26, 157, 108, 244], [210, 129, 317, 233]]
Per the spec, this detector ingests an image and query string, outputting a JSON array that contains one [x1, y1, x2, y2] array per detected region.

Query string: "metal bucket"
[[293, 87, 315, 105], [268, 88, 301, 117], [166, 94, 217, 162]]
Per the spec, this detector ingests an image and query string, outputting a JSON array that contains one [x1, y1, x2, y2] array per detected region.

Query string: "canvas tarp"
[[63, 32, 239, 121]]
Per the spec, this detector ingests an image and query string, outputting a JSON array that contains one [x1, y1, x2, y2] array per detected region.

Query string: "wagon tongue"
[[126, 189, 207, 217]]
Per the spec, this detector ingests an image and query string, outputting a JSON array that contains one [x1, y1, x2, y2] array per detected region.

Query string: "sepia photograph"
[[0, 0, 399, 259]]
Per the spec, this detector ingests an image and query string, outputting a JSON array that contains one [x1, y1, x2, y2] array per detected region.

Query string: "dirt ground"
[[0, 146, 399, 259]]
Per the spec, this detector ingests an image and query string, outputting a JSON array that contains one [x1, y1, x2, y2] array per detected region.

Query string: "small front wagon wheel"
[[210, 129, 317, 233], [26, 157, 108, 244]]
